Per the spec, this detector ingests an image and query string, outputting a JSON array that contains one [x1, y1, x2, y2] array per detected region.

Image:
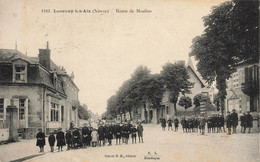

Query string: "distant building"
[[136, 57, 212, 124], [0, 43, 79, 138], [225, 60, 259, 115]]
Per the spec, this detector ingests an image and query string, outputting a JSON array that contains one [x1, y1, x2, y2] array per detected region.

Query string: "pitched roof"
[[186, 56, 207, 87]]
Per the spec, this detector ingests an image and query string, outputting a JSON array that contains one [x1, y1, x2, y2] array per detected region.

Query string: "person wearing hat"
[[174, 117, 179, 132], [218, 114, 225, 133], [199, 115, 206, 135], [130, 124, 137, 144], [181, 117, 187, 133], [81, 124, 89, 148], [36, 128, 46, 153], [245, 111, 253, 133], [115, 122, 122, 145], [240, 113, 246, 133], [167, 118, 173, 131], [226, 111, 232, 135], [231, 109, 238, 133], [137, 122, 144, 143], [65, 130, 72, 150], [98, 123, 105, 146], [48, 132, 55, 152], [56, 128, 65, 152], [161, 118, 166, 131], [72, 128, 81, 149]]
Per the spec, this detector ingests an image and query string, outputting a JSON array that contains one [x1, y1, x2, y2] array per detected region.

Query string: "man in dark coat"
[[167, 118, 173, 131], [56, 128, 65, 151], [65, 130, 72, 150], [124, 123, 131, 144], [226, 111, 232, 135], [219, 114, 225, 133], [36, 129, 46, 153], [115, 123, 122, 145], [98, 124, 105, 146], [193, 117, 198, 133], [137, 122, 143, 143], [174, 117, 179, 132], [245, 111, 253, 133], [161, 118, 166, 131], [72, 128, 81, 149], [231, 109, 238, 133], [181, 117, 187, 133], [81, 124, 89, 148], [107, 123, 113, 146], [240, 113, 246, 133], [199, 115, 206, 135], [131, 124, 137, 144], [87, 126, 92, 146], [207, 117, 212, 133], [48, 132, 55, 152]]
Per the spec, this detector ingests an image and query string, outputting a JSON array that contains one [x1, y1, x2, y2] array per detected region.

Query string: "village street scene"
[[0, 0, 259, 162]]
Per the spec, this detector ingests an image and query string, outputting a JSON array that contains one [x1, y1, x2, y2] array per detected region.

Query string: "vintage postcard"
[[0, 0, 259, 162]]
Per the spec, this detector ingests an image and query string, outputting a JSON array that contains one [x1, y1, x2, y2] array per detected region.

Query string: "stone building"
[[0, 43, 79, 138], [225, 60, 259, 116]]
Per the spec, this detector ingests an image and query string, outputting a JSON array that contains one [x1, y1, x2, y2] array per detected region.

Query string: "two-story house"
[[0, 43, 79, 138]]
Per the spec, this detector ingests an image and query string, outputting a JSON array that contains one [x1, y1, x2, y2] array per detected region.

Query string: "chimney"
[[39, 41, 51, 70]]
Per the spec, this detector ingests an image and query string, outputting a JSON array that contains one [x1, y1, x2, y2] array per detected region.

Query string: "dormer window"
[[12, 59, 28, 83], [15, 65, 26, 81]]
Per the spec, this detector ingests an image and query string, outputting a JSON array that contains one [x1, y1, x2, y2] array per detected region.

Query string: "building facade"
[[0, 44, 79, 138], [225, 60, 259, 116]]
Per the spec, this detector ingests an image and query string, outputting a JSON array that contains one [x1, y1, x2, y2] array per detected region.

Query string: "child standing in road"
[[91, 128, 98, 147], [137, 122, 144, 143], [48, 132, 55, 152]]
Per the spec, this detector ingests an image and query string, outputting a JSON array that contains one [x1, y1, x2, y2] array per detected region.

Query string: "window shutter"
[[3, 99, 10, 120], [25, 99, 29, 128]]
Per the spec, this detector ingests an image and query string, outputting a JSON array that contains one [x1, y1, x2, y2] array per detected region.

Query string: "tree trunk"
[[129, 111, 132, 120], [174, 102, 177, 116], [220, 98, 225, 115]]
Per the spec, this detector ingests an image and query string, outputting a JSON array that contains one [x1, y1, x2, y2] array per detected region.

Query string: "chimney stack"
[[39, 41, 51, 70]]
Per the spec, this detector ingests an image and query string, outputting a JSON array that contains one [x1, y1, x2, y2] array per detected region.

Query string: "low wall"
[[0, 128, 9, 142]]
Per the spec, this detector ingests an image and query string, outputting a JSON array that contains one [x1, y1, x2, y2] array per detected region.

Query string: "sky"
[[0, 0, 226, 115]]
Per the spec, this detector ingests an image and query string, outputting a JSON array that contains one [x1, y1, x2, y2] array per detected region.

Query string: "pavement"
[[0, 124, 259, 162]]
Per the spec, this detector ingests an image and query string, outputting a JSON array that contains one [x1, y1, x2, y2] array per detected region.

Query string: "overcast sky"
[[0, 0, 225, 115]]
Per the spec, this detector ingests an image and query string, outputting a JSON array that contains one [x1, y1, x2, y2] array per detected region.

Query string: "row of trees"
[[190, 0, 259, 114], [105, 62, 193, 120]]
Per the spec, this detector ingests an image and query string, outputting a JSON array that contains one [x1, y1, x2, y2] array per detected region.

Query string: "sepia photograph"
[[0, 0, 259, 161]]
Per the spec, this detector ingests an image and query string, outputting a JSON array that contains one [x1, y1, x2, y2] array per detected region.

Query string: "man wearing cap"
[[115, 122, 122, 145], [98, 123, 105, 146], [240, 113, 246, 133], [199, 115, 206, 135], [65, 130, 72, 150], [231, 109, 238, 133], [36, 129, 46, 153], [56, 128, 65, 152], [48, 132, 55, 152], [226, 111, 232, 135], [137, 122, 144, 143], [245, 111, 253, 133]]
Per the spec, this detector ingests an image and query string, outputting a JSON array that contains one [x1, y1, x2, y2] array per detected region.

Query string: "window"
[[166, 106, 169, 114], [0, 99, 4, 119], [14, 65, 26, 82], [51, 103, 59, 122], [61, 106, 64, 122], [19, 99, 25, 120]]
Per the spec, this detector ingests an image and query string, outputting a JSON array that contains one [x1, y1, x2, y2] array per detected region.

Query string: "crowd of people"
[[160, 109, 254, 136], [36, 121, 144, 153]]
